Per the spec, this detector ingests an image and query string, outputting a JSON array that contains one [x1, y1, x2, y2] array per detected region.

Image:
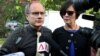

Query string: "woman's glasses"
[[64, 11, 75, 16]]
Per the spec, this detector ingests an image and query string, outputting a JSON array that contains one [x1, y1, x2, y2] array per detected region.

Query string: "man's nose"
[[38, 13, 42, 17]]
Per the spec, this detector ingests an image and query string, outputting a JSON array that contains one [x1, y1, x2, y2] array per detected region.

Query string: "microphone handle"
[[36, 32, 46, 56], [36, 53, 44, 56], [60, 50, 68, 56]]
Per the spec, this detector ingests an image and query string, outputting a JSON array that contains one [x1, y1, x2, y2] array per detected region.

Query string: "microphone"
[[2, 52, 25, 56], [36, 32, 49, 56], [36, 32, 68, 56], [37, 42, 49, 53]]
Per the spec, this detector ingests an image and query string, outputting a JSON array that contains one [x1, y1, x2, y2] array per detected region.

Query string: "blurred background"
[[0, 0, 100, 45]]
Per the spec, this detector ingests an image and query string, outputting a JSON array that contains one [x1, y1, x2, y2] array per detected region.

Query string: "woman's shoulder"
[[79, 27, 93, 32], [79, 27, 93, 35], [53, 26, 65, 33], [54, 26, 64, 30]]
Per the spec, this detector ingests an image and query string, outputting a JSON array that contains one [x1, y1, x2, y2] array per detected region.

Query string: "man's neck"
[[30, 24, 42, 31]]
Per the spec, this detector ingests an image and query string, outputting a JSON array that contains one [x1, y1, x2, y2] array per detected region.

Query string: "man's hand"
[[96, 48, 100, 56]]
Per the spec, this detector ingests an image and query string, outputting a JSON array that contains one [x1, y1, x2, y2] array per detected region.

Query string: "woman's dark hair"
[[60, 0, 80, 19]]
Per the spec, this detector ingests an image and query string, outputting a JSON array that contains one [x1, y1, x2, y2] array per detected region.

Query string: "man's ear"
[[26, 14, 29, 20], [26, 14, 28, 17]]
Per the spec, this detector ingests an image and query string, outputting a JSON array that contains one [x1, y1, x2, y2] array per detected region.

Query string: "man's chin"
[[35, 24, 42, 27]]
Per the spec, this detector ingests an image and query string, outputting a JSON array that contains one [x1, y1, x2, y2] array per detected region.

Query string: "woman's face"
[[63, 5, 77, 25]]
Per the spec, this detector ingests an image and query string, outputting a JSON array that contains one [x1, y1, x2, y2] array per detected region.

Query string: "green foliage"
[[40, 0, 65, 10], [93, 9, 100, 27], [0, 0, 25, 38], [0, 0, 25, 24], [0, 38, 6, 45]]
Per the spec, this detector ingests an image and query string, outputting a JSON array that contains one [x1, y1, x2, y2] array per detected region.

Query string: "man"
[[0, 1, 52, 56]]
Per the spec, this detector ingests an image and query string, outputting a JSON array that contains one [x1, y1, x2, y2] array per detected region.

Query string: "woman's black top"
[[51, 26, 92, 56]]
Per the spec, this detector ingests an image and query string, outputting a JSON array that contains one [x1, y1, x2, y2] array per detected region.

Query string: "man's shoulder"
[[11, 27, 26, 35]]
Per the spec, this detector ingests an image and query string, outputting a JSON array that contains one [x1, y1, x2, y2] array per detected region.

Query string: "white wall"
[[43, 11, 93, 31]]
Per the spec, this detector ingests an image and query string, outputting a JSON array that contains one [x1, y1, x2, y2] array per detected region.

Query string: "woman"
[[51, 0, 92, 56]]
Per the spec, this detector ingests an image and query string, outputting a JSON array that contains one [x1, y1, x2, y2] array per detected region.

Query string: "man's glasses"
[[64, 11, 75, 16], [30, 12, 45, 16]]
